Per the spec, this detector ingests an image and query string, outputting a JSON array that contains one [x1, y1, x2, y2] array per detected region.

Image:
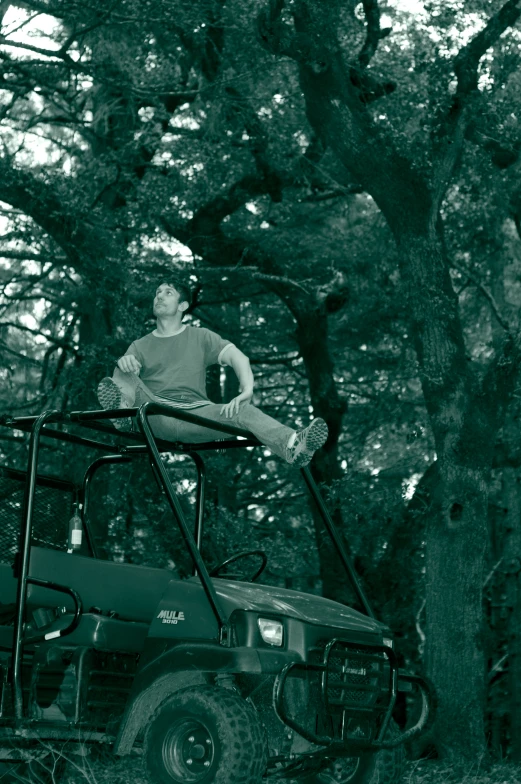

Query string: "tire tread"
[[144, 685, 266, 784]]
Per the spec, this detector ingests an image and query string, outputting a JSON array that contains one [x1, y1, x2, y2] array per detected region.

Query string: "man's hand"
[[220, 389, 253, 418], [117, 355, 142, 374]]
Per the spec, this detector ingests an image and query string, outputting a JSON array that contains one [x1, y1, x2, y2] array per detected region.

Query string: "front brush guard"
[[273, 639, 436, 752]]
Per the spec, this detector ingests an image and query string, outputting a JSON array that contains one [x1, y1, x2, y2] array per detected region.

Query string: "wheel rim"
[[162, 718, 215, 782], [317, 757, 361, 784]]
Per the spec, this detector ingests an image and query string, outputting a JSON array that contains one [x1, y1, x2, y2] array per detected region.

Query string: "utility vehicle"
[[0, 402, 434, 783]]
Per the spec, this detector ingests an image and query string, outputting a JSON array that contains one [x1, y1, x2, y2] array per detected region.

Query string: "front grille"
[[275, 636, 394, 746], [324, 641, 386, 711]]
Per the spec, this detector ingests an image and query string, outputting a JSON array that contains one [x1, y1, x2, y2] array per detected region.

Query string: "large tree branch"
[[257, 0, 427, 230], [358, 0, 392, 69], [186, 174, 278, 235], [257, 0, 306, 61], [258, 0, 394, 102], [454, 0, 521, 96], [0, 35, 81, 68], [467, 331, 521, 457], [182, 263, 311, 298], [0, 249, 66, 263], [164, 128, 337, 255], [0, 340, 41, 366], [1, 321, 77, 352], [451, 259, 512, 333], [0, 158, 108, 271], [431, 0, 521, 209], [349, 0, 396, 105], [258, 0, 520, 230]]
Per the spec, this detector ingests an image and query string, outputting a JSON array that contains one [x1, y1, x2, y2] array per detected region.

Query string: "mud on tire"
[[144, 685, 267, 784]]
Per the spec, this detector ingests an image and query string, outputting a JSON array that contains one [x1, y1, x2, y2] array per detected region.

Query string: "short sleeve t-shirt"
[[127, 325, 233, 407]]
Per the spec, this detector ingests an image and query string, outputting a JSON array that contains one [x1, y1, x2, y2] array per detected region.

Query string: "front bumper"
[[273, 638, 436, 752]]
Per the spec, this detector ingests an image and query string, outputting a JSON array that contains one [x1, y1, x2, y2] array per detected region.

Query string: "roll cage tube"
[[23, 579, 83, 645], [134, 402, 375, 626], [136, 402, 230, 640], [82, 450, 207, 576], [2, 404, 376, 640], [300, 467, 374, 619], [12, 410, 62, 721], [82, 454, 135, 560]]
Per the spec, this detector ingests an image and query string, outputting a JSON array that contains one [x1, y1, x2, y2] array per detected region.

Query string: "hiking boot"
[[286, 418, 328, 468], [96, 377, 133, 432]]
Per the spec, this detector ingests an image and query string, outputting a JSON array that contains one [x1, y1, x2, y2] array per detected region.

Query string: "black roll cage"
[[1, 402, 375, 717]]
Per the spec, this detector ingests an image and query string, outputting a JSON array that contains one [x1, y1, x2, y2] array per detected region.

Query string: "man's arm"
[[117, 346, 142, 374], [220, 345, 254, 417]]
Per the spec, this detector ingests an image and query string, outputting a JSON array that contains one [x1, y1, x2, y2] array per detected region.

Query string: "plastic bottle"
[[67, 503, 83, 553]]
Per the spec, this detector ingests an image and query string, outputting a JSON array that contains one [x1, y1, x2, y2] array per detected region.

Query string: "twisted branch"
[[0, 321, 78, 352], [454, 0, 521, 95], [358, 0, 391, 69], [432, 0, 521, 206], [257, 0, 293, 58], [257, 0, 329, 72]]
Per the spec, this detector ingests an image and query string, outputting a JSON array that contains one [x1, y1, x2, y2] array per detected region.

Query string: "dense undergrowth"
[[403, 760, 521, 784], [8, 752, 521, 784]]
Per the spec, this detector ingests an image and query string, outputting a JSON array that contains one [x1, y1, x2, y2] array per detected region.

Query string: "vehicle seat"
[[48, 612, 149, 653], [27, 547, 174, 622], [0, 549, 173, 656], [0, 612, 149, 654], [0, 551, 172, 654]]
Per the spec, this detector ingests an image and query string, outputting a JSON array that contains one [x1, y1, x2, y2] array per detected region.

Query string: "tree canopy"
[[2, 0, 521, 766]]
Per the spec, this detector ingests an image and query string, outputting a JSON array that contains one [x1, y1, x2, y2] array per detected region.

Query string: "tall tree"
[[257, 0, 521, 761]]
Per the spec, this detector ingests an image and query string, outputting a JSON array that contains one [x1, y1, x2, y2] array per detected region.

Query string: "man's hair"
[[161, 278, 192, 307]]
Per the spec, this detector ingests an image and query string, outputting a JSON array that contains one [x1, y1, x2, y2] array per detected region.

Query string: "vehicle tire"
[[144, 685, 267, 784]]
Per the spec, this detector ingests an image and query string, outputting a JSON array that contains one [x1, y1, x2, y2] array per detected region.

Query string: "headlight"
[[258, 618, 283, 646]]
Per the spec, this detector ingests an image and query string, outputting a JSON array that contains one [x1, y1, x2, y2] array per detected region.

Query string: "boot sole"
[[290, 418, 328, 467], [303, 419, 328, 451], [97, 378, 132, 431]]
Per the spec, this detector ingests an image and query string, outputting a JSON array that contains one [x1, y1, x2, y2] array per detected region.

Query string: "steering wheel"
[[209, 550, 268, 582]]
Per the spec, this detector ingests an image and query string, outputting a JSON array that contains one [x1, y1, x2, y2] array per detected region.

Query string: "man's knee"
[[236, 402, 261, 423]]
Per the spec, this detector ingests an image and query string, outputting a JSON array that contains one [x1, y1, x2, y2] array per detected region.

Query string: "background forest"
[[2, 0, 521, 780]]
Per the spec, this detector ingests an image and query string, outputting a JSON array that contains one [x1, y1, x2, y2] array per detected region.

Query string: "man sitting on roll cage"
[[97, 279, 328, 468]]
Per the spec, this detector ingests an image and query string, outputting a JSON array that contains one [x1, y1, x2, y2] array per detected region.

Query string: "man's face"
[[153, 283, 187, 317]]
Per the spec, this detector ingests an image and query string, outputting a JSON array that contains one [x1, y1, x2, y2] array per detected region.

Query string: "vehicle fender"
[[114, 669, 207, 755], [114, 643, 295, 755]]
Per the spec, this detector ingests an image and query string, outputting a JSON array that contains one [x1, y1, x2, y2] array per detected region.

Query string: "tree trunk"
[[501, 466, 521, 761], [488, 212, 521, 759], [398, 232, 492, 760], [255, 0, 521, 761], [424, 464, 489, 761]]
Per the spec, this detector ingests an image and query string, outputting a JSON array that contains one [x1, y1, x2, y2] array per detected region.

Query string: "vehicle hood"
[[206, 578, 384, 634]]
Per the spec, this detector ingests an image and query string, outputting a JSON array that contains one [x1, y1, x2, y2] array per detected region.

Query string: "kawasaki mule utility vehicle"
[[0, 403, 434, 784]]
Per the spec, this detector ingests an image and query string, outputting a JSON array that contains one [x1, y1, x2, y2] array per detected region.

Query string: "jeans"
[[113, 369, 295, 460]]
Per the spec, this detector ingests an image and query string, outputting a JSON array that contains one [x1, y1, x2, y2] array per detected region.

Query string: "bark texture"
[[501, 466, 521, 761]]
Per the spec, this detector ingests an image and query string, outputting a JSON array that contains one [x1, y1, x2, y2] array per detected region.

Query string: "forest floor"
[[25, 753, 521, 783], [403, 760, 521, 784]]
